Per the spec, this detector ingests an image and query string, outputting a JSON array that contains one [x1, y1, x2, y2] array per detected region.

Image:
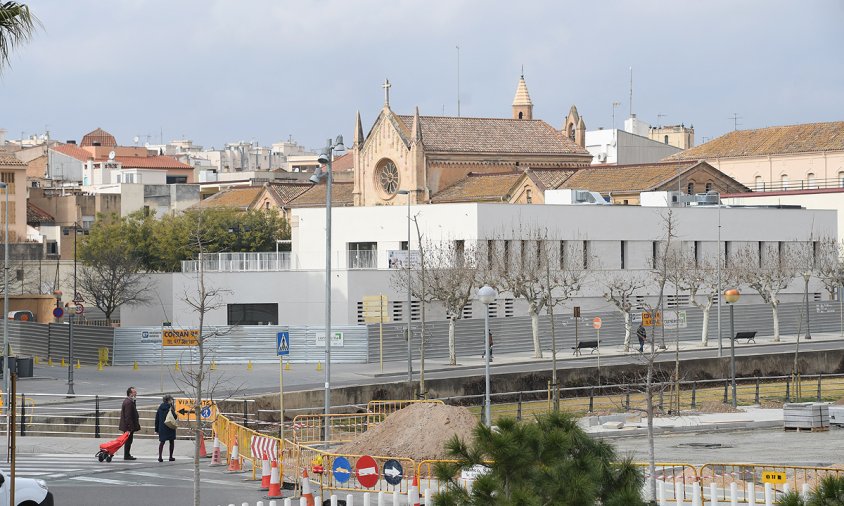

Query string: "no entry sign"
[[356, 455, 379, 488]]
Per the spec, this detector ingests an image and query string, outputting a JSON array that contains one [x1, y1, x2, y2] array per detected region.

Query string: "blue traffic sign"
[[332, 456, 351, 484], [277, 331, 290, 356], [383, 459, 404, 486], [52, 307, 64, 319], [201, 406, 211, 418]]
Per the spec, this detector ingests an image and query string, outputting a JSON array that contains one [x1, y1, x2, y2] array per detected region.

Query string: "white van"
[[0, 469, 53, 505]]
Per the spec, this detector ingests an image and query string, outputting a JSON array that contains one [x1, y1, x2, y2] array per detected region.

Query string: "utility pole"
[[729, 113, 742, 131]]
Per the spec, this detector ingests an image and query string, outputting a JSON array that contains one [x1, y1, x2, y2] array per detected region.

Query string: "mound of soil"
[[336, 403, 478, 461]]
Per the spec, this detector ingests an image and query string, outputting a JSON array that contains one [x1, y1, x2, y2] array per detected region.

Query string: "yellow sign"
[[761, 471, 786, 484], [162, 329, 200, 347], [362, 295, 390, 323], [642, 311, 663, 327], [173, 398, 217, 422]]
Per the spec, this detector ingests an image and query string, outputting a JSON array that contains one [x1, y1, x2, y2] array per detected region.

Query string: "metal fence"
[[181, 252, 292, 273], [7, 320, 114, 365]]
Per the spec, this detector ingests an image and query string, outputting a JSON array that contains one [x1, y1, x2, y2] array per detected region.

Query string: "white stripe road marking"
[[70, 476, 161, 487], [118, 470, 248, 486]]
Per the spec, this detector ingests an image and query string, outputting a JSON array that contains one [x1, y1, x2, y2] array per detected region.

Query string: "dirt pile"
[[336, 403, 478, 461]]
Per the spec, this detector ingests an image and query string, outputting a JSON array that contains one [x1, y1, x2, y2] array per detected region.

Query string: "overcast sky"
[[1, 1, 842, 152]]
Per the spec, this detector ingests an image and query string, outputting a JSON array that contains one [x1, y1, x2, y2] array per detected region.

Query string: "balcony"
[[752, 176, 844, 193], [348, 249, 377, 269], [181, 252, 291, 273]]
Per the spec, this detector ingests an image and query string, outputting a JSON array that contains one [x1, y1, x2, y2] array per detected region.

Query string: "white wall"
[[725, 191, 844, 241]]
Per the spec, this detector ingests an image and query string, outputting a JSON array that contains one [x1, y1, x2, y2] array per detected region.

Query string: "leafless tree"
[[602, 272, 646, 352], [733, 242, 799, 342], [814, 238, 844, 300]]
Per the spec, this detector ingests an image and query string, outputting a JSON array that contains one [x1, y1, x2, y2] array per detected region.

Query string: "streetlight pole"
[[68, 222, 78, 396], [803, 271, 812, 340], [725, 289, 740, 408], [478, 285, 497, 427], [0, 183, 8, 422], [396, 190, 413, 384], [716, 199, 723, 357], [310, 135, 345, 442]]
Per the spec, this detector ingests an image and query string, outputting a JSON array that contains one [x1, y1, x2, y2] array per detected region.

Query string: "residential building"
[[586, 128, 681, 165]]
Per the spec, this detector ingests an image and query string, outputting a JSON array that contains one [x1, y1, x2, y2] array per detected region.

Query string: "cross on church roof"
[[382, 78, 391, 107]]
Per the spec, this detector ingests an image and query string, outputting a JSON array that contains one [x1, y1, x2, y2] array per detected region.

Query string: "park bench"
[[572, 340, 599, 356], [733, 331, 757, 344]]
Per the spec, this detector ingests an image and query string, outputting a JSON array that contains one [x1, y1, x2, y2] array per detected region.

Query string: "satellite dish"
[[108, 151, 116, 160], [133, 136, 140, 144]]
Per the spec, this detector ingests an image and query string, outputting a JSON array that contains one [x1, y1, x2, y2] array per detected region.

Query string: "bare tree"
[[733, 242, 799, 342], [77, 256, 151, 324], [423, 240, 479, 365], [814, 238, 844, 300], [603, 272, 646, 352]]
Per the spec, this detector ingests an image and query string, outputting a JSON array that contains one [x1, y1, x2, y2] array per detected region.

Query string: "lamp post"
[[396, 189, 413, 384], [716, 195, 723, 357], [803, 271, 812, 340], [724, 288, 740, 408], [68, 221, 80, 396], [0, 182, 8, 417], [478, 285, 497, 427], [310, 135, 345, 442]]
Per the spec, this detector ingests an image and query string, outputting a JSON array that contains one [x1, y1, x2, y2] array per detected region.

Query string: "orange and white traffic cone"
[[209, 432, 223, 466], [265, 458, 283, 499], [198, 430, 208, 458], [226, 435, 242, 473], [259, 453, 271, 491], [409, 475, 421, 506], [301, 468, 315, 506]]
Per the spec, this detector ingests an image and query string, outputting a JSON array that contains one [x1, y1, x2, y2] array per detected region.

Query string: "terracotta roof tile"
[[527, 168, 576, 190], [112, 155, 192, 169], [194, 186, 263, 210], [267, 182, 313, 204], [560, 161, 703, 193], [667, 121, 844, 160], [395, 115, 590, 155], [432, 172, 522, 203], [27, 202, 55, 224], [52, 144, 93, 162], [0, 154, 25, 167], [80, 128, 117, 148], [331, 152, 354, 172], [287, 182, 354, 208]]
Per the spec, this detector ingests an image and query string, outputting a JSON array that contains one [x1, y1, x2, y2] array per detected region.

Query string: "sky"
[[1, 1, 843, 153]]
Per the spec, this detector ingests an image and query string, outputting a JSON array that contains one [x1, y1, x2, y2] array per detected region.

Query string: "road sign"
[[460, 464, 491, 480], [75, 304, 84, 315], [315, 331, 344, 348], [332, 456, 352, 484], [382, 459, 403, 486], [663, 310, 688, 330], [592, 317, 602, 330], [642, 311, 663, 327], [362, 295, 390, 323], [52, 307, 64, 319], [277, 331, 290, 356], [356, 455, 379, 488], [162, 329, 200, 347], [761, 471, 786, 484], [173, 398, 217, 422]]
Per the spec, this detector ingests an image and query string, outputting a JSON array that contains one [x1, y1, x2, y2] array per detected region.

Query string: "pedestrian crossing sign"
[[277, 331, 290, 356]]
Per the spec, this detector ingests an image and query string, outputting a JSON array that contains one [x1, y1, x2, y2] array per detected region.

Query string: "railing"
[[181, 252, 291, 273], [747, 176, 844, 193], [348, 249, 377, 269]]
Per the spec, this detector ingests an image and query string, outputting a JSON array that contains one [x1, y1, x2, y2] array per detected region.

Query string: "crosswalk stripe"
[[70, 476, 161, 487], [118, 470, 247, 486]]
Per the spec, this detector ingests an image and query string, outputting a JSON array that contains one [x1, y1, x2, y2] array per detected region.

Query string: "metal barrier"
[[292, 413, 372, 445], [366, 399, 444, 426], [699, 463, 844, 503], [636, 463, 700, 503]]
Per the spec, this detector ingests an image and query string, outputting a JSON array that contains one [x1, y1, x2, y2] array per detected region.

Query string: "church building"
[[351, 76, 593, 206]]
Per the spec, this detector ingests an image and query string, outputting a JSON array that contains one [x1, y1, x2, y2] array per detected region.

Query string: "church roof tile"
[[431, 172, 521, 203], [559, 161, 704, 193]]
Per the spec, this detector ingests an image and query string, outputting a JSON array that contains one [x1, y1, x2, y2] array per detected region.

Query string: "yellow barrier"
[[699, 463, 844, 503], [635, 463, 699, 502], [213, 413, 290, 482], [366, 399, 444, 426], [301, 448, 416, 495], [292, 413, 371, 445]]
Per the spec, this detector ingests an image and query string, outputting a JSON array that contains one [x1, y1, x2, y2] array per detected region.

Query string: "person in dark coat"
[[154, 394, 177, 462], [637, 323, 647, 353], [118, 386, 140, 460]]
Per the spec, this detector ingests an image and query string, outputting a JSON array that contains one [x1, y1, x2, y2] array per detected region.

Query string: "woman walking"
[[154, 394, 178, 462]]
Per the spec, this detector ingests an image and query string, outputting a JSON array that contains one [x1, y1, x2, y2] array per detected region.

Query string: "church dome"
[[80, 127, 117, 147]]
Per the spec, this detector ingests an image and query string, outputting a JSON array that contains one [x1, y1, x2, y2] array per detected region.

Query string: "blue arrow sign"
[[277, 331, 290, 356], [332, 456, 351, 484]]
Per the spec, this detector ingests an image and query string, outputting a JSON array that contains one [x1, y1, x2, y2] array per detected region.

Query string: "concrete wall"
[[725, 190, 844, 244]]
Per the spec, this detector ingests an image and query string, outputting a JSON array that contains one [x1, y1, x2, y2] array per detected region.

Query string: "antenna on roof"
[[728, 113, 742, 131], [456, 45, 461, 117], [657, 113, 667, 127], [628, 67, 634, 118]]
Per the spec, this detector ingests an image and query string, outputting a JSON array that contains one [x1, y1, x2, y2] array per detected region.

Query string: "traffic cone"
[[97, 361, 103, 371], [247, 360, 253, 371], [61, 358, 66, 367], [198, 430, 208, 458], [132, 361, 138, 371], [259, 453, 271, 490], [210, 360, 217, 371], [409, 475, 420, 506], [264, 459, 282, 499], [48, 357, 53, 367], [316, 361, 322, 372], [174, 361, 180, 372], [300, 468, 315, 506], [76, 359, 81, 369], [226, 435, 242, 472], [284, 361, 291, 371], [209, 432, 223, 466], [34, 355, 39, 365]]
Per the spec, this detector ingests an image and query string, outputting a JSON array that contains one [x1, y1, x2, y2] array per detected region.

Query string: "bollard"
[[723, 381, 729, 403], [589, 388, 594, 413], [517, 391, 523, 420], [363, 492, 371, 506], [710, 482, 719, 506], [377, 492, 385, 506], [283, 499, 291, 506], [692, 483, 701, 506], [690, 382, 697, 409], [817, 373, 822, 402], [299, 498, 307, 506], [747, 482, 756, 506], [625, 391, 630, 411], [755, 377, 760, 404], [257, 502, 264, 506], [802, 483, 810, 499], [314, 497, 321, 505], [346, 494, 353, 506], [392, 491, 399, 506], [424, 488, 432, 505], [783, 483, 791, 495], [657, 480, 666, 506], [730, 482, 738, 506], [675, 481, 684, 505], [243, 399, 249, 428], [785, 377, 791, 403], [764, 482, 773, 506]]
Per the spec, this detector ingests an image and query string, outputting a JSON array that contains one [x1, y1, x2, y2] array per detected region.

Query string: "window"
[[724, 241, 731, 268], [227, 303, 278, 325], [582, 241, 589, 269], [487, 240, 494, 269], [620, 241, 626, 269], [525, 188, 532, 204], [400, 241, 408, 251], [694, 241, 700, 267], [705, 182, 713, 192], [455, 240, 465, 267], [664, 135, 669, 144], [758, 241, 763, 267], [166, 175, 188, 184], [687, 182, 695, 194], [376, 159, 400, 195], [839, 171, 844, 188], [518, 111, 523, 119], [781, 174, 789, 189], [755, 176, 764, 191], [652, 241, 658, 267], [0, 172, 14, 184], [559, 241, 566, 269], [348, 242, 377, 269]]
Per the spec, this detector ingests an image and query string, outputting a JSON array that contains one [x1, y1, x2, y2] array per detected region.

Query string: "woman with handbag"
[[154, 394, 178, 462]]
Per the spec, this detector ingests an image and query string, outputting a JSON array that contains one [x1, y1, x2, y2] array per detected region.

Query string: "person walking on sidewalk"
[[482, 330, 494, 362], [119, 386, 141, 460], [636, 323, 647, 353], [154, 394, 177, 462]]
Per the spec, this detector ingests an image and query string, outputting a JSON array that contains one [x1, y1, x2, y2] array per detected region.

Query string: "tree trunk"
[[622, 311, 631, 352], [771, 303, 780, 342], [448, 317, 456, 366], [700, 303, 711, 346], [530, 306, 542, 359]]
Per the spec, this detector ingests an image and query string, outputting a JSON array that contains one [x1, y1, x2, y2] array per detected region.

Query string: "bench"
[[572, 340, 599, 356], [733, 331, 757, 344]]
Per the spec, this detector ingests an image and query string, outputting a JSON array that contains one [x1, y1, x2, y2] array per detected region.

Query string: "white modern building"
[[586, 128, 681, 165], [122, 199, 835, 328]]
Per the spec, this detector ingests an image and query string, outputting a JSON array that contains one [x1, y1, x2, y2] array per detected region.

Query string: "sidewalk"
[[583, 406, 786, 437]]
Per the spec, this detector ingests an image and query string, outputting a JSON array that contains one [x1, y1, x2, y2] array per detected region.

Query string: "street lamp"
[[0, 182, 8, 415], [802, 270, 812, 340], [478, 284, 497, 427], [310, 134, 346, 442], [724, 288, 740, 408], [396, 189, 413, 385]]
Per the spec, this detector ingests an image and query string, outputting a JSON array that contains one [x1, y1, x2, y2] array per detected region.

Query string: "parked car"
[[0, 469, 53, 505]]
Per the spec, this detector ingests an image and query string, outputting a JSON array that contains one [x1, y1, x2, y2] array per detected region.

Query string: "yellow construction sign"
[[761, 471, 786, 484], [162, 329, 200, 347], [641, 311, 663, 327], [173, 398, 217, 422], [362, 295, 390, 323]]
